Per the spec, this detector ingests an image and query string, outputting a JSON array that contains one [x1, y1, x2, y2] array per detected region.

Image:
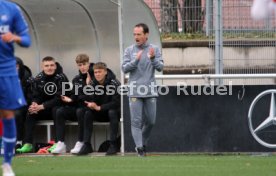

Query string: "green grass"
[[4, 154, 276, 176]]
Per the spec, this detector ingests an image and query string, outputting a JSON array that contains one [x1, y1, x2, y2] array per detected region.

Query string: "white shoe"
[[70, 141, 84, 154], [51, 141, 66, 154], [2, 163, 15, 176]]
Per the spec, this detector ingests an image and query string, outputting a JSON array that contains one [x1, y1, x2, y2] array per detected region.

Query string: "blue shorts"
[[0, 76, 26, 110]]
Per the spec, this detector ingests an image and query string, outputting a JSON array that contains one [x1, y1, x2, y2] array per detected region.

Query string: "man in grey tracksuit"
[[122, 23, 164, 156]]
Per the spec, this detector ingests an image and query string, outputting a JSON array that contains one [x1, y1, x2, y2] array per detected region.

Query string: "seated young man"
[[51, 54, 95, 154], [15, 57, 34, 150], [78, 62, 120, 156], [16, 56, 68, 153]]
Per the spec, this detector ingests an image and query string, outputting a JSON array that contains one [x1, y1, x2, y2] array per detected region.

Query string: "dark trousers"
[[79, 108, 119, 144], [23, 107, 58, 144], [54, 106, 77, 142], [15, 106, 28, 141], [75, 107, 88, 142]]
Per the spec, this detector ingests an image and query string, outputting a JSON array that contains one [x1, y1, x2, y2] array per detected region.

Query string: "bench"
[[36, 119, 124, 153], [36, 120, 110, 143]]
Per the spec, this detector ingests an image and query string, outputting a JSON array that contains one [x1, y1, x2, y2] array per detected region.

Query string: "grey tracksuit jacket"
[[122, 42, 164, 97]]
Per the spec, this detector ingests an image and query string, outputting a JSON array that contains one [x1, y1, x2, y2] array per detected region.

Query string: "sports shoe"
[[47, 143, 57, 153], [77, 143, 93, 155], [51, 141, 66, 154], [15, 141, 22, 150], [2, 163, 15, 176], [16, 143, 33, 153], [70, 141, 84, 154], [14, 143, 22, 154], [15, 144, 22, 151], [135, 147, 145, 157], [106, 141, 118, 156]]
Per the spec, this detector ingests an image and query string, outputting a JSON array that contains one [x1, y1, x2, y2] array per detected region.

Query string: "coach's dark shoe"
[[106, 141, 118, 156], [77, 143, 93, 155], [135, 147, 145, 157]]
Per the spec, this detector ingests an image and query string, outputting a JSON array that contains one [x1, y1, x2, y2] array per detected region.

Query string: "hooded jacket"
[[68, 63, 94, 107], [16, 57, 34, 105], [69, 63, 117, 108], [32, 62, 68, 109], [88, 69, 120, 111]]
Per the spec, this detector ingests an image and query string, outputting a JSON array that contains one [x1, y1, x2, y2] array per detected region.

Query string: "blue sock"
[[2, 118, 16, 164]]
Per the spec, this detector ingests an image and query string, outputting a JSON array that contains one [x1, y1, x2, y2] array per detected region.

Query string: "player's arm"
[[1, 32, 28, 45], [10, 5, 31, 47], [15, 31, 31, 47]]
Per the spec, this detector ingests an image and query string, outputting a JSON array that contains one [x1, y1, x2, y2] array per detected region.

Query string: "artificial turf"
[[3, 154, 276, 176]]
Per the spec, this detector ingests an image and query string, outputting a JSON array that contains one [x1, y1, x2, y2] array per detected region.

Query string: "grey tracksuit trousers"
[[129, 97, 156, 148]]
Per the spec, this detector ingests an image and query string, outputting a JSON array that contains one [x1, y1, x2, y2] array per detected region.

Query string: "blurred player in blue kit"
[[0, 0, 31, 175]]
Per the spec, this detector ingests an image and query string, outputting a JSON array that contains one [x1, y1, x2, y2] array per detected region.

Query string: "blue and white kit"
[[0, 0, 31, 109]]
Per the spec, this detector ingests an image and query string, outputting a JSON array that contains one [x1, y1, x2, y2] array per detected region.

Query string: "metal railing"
[[144, 0, 276, 85], [144, 0, 276, 35], [153, 74, 276, 80], [125, 74, 276, 85]]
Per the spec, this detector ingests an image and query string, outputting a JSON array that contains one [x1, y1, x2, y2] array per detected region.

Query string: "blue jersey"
[[0, 0, 31, 76]]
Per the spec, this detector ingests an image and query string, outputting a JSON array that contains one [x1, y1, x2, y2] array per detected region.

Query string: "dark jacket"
[[70, 63, 117, 108], [16, 57, 34, 105], [69, 63, 94, 107], [88, 70, 120, 111], [32, 62, 69, 109]]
